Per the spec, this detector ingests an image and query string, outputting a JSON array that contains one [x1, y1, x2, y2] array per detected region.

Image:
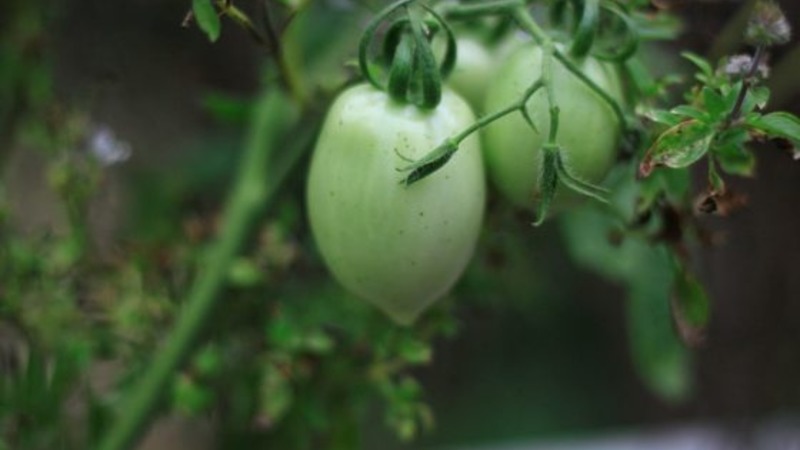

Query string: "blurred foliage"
[[1, 0, 799, 449]]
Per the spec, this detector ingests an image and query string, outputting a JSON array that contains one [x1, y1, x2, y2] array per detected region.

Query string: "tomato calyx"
[[358, 0, 456, 109]]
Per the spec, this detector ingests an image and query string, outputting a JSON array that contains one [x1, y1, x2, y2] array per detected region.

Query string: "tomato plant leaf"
[[640, 120, 715, 177], [193, 0, 221, 42]]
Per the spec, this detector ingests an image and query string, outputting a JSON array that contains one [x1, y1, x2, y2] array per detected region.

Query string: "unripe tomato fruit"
[[447, 34, 527, 113], [447, 36, 495, 112], [483, 44, 623, 209], [306, 84, 485, 325]]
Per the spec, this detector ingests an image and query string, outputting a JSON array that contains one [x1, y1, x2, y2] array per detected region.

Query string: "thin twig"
[[725, 45, 765, 126]]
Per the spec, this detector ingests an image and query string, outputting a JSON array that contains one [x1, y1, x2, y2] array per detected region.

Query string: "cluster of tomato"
[[306, 27, 622, 325]]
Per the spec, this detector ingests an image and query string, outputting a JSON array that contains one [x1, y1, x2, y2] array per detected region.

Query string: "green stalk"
[[96, 91, 298, 450], [511, 6, 627, 130]]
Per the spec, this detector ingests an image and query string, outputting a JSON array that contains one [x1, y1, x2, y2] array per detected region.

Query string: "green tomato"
[[483, 44, 623, 209], [306, 84, 485, 325], [447, 36, 494, 112], [447, 34, 527, 113]]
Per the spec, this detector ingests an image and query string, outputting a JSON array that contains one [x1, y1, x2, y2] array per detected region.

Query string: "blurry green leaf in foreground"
[[628, 254, 692, 403], [561, 206, 691, 402], [671, 269, 711, 348]]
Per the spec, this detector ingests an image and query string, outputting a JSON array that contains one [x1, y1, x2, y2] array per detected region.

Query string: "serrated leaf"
[[193, 0, 221, 42], [747, 111, 800, 143], [671, 269, 710, 348], [640, 120, 716, 177]]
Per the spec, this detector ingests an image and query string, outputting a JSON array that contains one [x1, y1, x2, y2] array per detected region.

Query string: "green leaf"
[[640, 120, 716, 177], [747, 111, 800, 143], [701, 87, 727, 118], [627, 247, 691, 402], [398, 337, 431, 364], [172, 374, 213, 414], [227, 257, 262, 287], [670, 105, 707, 122], [712, 127, 754, 176], [561, 206, 652, 282], [681, 52, 713, 79], [303, 329, 334, 354], [741, 85, 770, 114], [671, 269, 710, 348], [193, 344, 223, 377], [193, 0, 221, 42], [715, 142, 756, 177], [201, 92, 252, 124], [260, 363, 293, 425], [643, 109, 682, 127], [707, 159, 725, 193]]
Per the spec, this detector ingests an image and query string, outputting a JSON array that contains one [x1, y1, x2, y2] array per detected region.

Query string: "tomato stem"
[[96, 92, 301, 450], [725, 44, 766, 126], [511, 6, 628, 131]]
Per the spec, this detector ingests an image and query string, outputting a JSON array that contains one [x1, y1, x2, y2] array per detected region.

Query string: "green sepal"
[[591, 2, 639, 62], [388, 32, 415, 103], [534, 147, 559, 226], [409, 13, 442, 108], [569, 0, 599, 59], [398, 140, 459, 186], [419, 4, 457, 80], [382, 18, 412, 66], [358, 0, 416, 91], [556, 152, 609, 203]]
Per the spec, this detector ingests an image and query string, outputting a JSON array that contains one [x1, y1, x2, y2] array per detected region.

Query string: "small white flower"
[[722, 54, 769, 79], [87, 125, 132, 166]]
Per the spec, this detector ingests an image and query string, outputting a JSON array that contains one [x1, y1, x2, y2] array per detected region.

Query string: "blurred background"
[[2, 0, 800, 449]]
